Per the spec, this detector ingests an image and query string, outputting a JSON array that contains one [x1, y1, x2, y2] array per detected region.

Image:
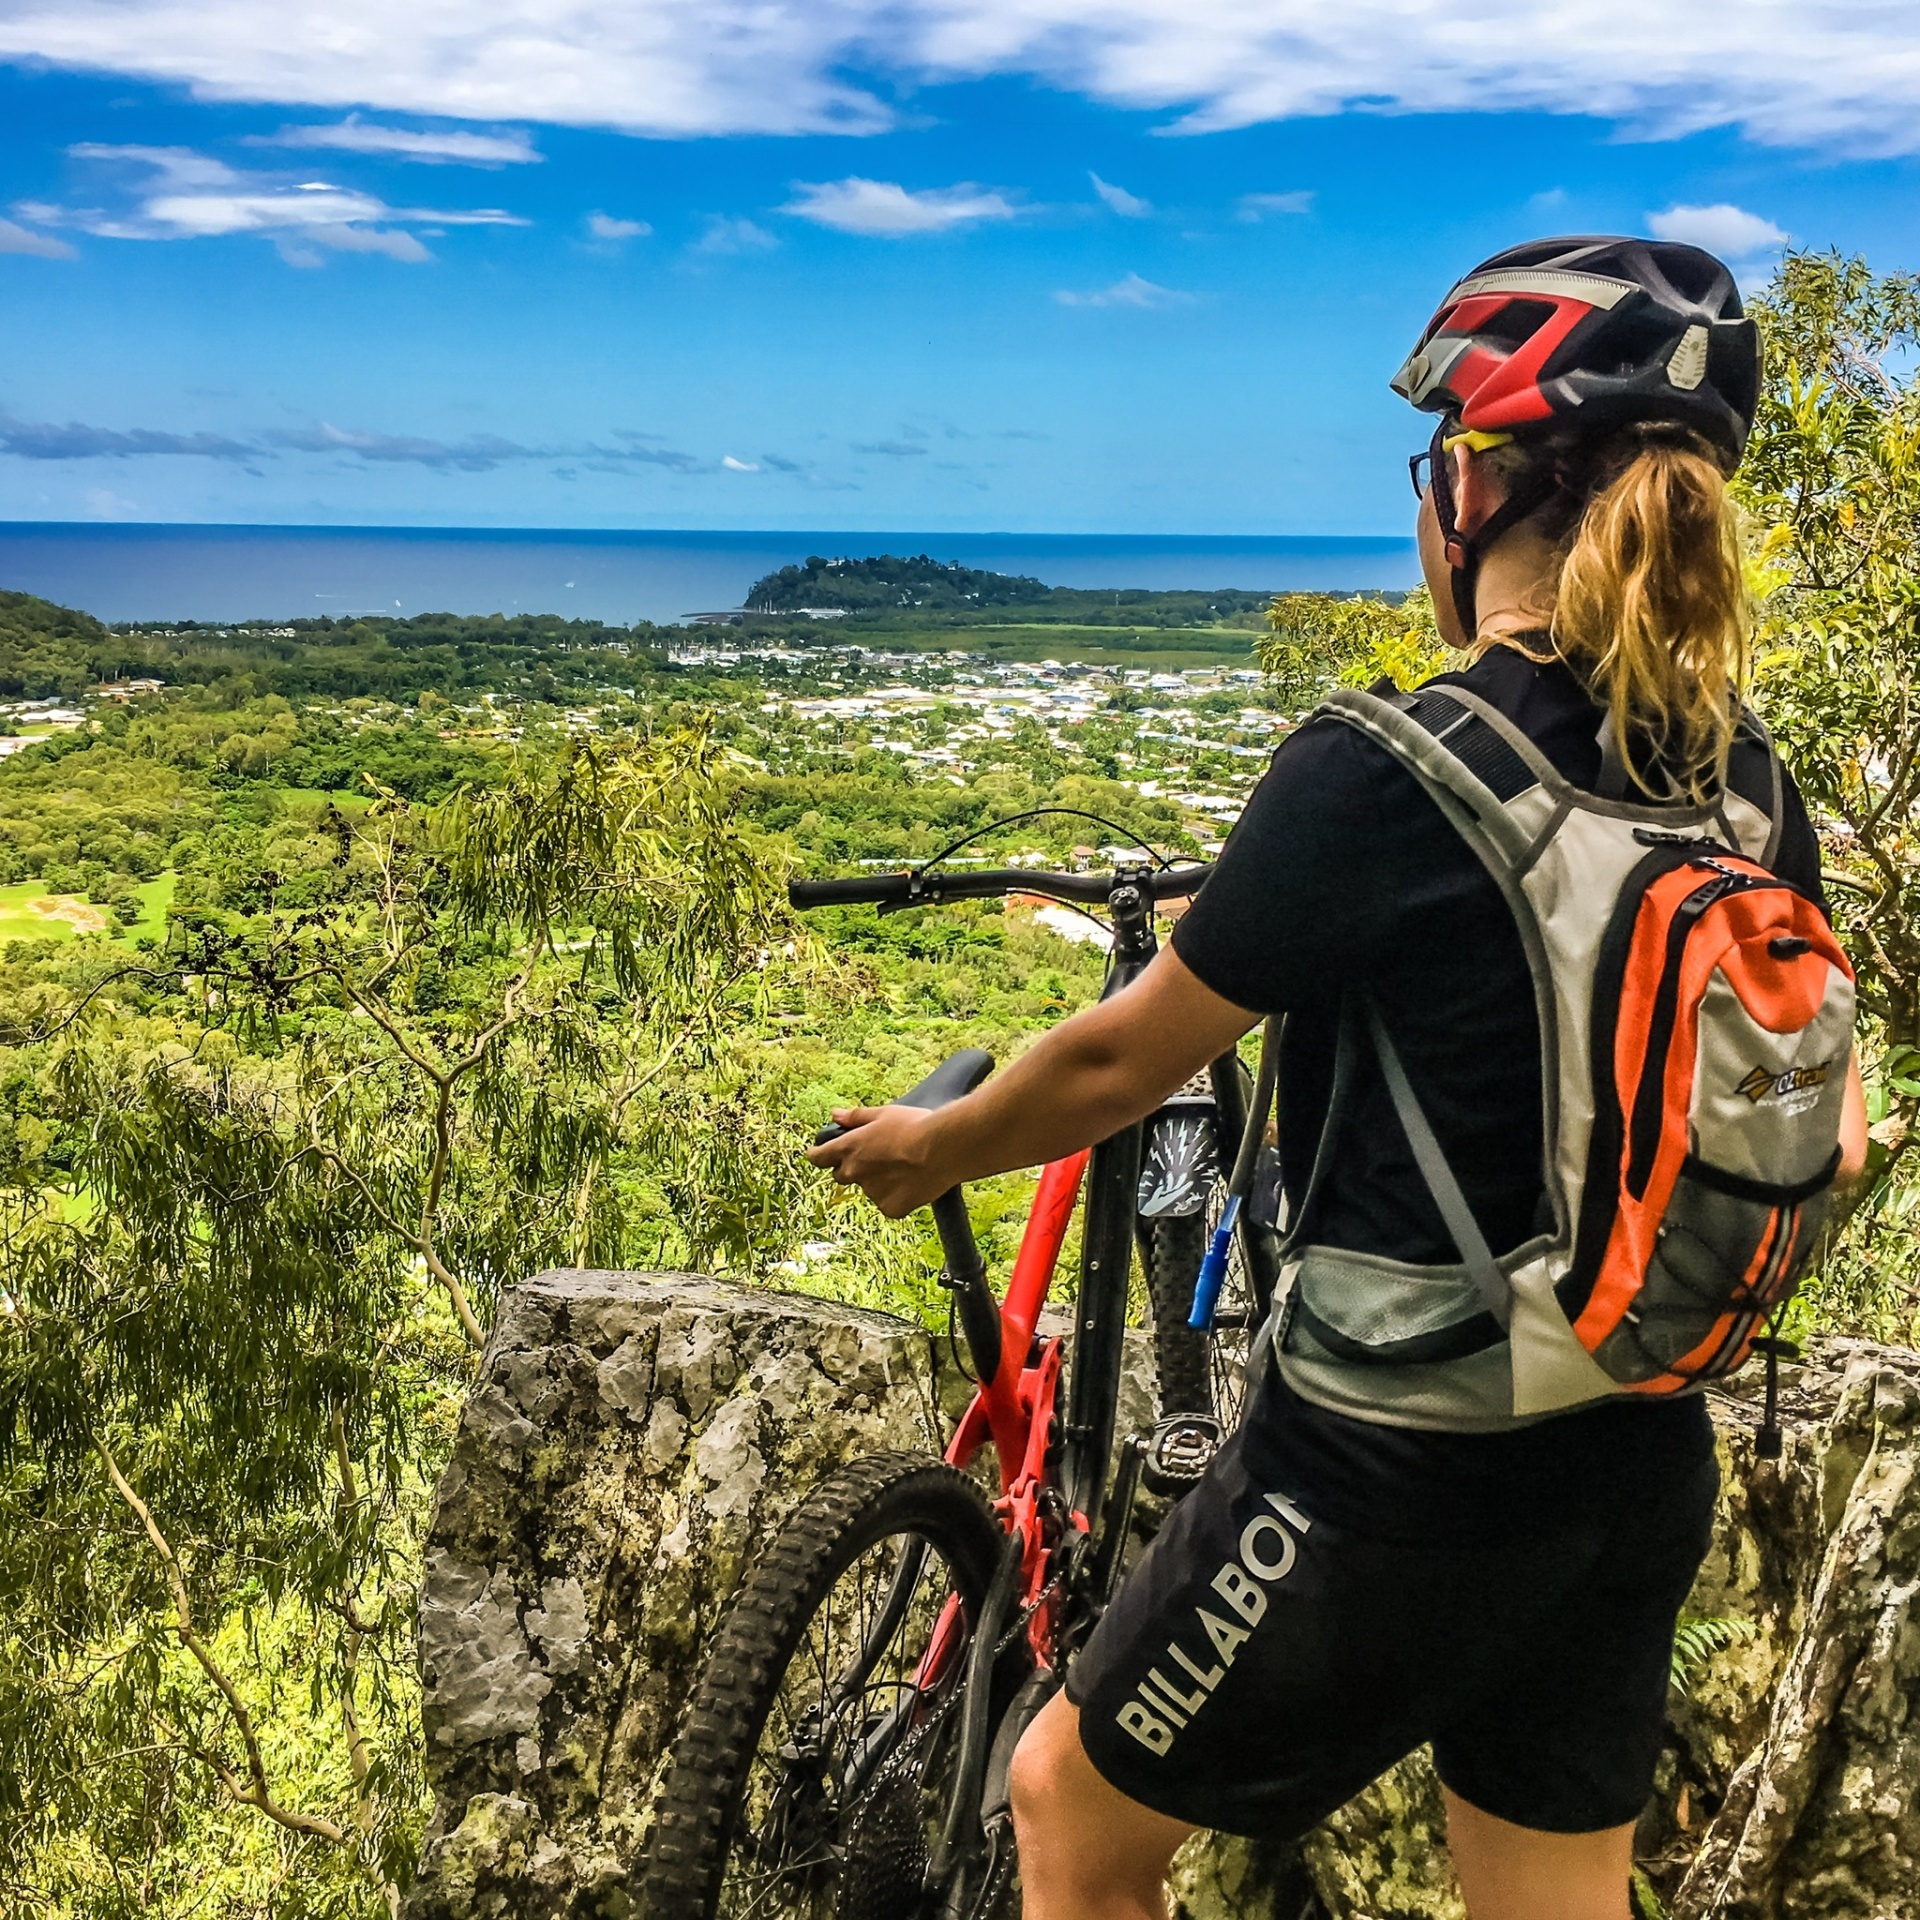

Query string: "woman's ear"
[[1450, 444, 1507, 544]]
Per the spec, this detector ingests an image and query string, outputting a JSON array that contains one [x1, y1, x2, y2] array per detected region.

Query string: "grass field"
[[0, 872, 175, 947]]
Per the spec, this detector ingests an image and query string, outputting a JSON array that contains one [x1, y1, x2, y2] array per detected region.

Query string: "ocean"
[[0, 523, 1419, 627]]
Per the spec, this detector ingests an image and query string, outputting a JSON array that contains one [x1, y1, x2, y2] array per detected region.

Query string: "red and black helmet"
[[1392, 235, 1760, 467]]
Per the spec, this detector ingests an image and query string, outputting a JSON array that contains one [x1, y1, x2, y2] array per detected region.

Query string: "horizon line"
[[0, 520, 1416, 545]]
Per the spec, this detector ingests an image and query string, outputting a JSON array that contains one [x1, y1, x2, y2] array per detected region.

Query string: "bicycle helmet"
[[1393, 235, 1761, 634]]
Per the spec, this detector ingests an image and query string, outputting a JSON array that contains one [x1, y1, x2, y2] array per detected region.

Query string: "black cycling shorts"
[[1066, 1375, 1718, 1838]]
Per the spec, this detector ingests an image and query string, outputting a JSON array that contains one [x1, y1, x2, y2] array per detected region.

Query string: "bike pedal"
[[1141, 1415, 1224, 1498]]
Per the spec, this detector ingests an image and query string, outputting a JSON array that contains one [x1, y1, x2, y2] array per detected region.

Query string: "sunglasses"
[[1408, 450, 1433, 500]]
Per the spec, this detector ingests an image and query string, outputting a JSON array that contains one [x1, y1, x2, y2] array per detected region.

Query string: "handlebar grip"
[[814, 1121, 847, 1147], [788, 873, 914, 910]]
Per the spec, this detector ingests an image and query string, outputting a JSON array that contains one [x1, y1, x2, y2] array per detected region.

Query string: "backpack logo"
[[1736, 1061, 1830, 1108]]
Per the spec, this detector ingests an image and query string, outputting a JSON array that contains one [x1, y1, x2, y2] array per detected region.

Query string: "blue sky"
[[2, 4, 1919, 535]]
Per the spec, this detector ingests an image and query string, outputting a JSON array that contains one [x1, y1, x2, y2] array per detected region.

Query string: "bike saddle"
[[814, 1048, 994, 1146]]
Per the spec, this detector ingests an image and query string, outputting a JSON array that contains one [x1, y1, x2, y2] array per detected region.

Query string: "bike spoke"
[[714, 1528, 973, 1920]]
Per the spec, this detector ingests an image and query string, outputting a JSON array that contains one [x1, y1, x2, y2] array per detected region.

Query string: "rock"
[[405, 1270, 944, 1920], [407, 1272, 1920, 1920], [1664, 1341, 1920, 1920]]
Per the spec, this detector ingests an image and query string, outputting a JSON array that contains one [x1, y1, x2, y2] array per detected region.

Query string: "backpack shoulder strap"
[[1315, 683, 1551, 876], [1363, 995, 1512, 1327], [1726, 703, 1786, 869]]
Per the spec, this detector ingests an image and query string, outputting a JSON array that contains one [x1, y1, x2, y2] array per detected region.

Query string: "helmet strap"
[[1427, 419, 1565, 641]]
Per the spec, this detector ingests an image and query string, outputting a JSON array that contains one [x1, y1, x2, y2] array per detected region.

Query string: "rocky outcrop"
[[1666, 1341, 1920, 1920], [405, 1272, 1920, 1920], [406, 1270, 948, 1919]]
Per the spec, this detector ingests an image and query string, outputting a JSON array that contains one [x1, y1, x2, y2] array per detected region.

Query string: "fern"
[[1670, 1612, 1759, 1695]]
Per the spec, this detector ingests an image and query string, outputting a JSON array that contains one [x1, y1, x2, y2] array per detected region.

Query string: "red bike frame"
[[937, 1149, 1092, 1660]]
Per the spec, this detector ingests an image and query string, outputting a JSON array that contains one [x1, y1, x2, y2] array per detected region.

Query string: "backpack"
[[1271, 681, 1856, 1442]]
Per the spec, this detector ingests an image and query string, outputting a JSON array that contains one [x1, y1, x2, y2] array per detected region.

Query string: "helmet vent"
[[1668, 325, 1709, 391]]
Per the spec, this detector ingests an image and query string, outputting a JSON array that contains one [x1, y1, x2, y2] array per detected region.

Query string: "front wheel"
[[640, 1451, 1007, 1920]]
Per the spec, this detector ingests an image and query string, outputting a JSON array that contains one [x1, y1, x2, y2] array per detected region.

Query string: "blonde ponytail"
[[1549, 432, 1750, 803]]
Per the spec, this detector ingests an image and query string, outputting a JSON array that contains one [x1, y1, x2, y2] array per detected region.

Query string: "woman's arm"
[[807, 945, 1259, 1217], [1838, 1051, 1869, 1185]]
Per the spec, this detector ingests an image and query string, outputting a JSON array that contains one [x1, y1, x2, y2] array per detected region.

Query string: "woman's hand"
[[804, 946, 1259, 1220], [808, 1104, 950, 1218]]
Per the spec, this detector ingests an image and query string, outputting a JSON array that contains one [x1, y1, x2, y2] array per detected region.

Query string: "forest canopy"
[[0, 596, 671, 704], [740, 551, 1286, 632]]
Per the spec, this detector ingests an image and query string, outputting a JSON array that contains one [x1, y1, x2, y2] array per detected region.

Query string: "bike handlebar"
[[788, 863, 1209, 912]]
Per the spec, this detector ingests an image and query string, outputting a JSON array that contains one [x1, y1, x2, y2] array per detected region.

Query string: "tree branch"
[[94, 1437, 347, 1846], [330, 1410, 377, 1831], [302, 1122, 485, 1347]]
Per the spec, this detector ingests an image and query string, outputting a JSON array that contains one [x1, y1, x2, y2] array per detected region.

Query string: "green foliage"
[[747, 552, 1052, 611], [0, 725, 789, 1913], [1257, 587, 1448, 707], [1669, 1612, 1759, 1695], [0, 592, 113, 702], [740, 552, 1277, 635], [1734, 249, 1920, 1334]]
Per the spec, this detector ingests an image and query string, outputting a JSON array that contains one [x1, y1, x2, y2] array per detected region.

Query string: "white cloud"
[[32, 145, 525, 263], [586, 211, 651, 241], [1055, 271, 1193, 309], [1090, 171, 1151, 217], [262, 116, 540, 164], [694, 215, 777, 254], [781, 178, 1018, 237], [4, 4, 1919, 152], [721, 454, 760, 471], [1647, 202, 1788, 258], [267, 423, 533, 466], [0, 218, 75, 258], [1236, 190, 1313, 221]]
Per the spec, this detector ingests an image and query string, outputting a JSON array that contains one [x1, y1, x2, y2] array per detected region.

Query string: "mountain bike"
[[639, 851, 1281, 1920]]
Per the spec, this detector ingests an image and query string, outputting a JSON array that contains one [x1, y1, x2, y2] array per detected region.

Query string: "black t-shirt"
[[1171, 646, 1827, 1534]]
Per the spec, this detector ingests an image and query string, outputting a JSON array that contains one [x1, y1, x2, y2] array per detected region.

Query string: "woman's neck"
[[1471, 525, 1562, 648]]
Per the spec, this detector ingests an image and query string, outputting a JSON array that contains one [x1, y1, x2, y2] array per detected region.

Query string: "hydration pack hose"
[[1188, 1016, 1281, 1330]]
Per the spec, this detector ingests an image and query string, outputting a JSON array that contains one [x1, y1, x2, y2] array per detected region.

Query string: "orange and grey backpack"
[[1270, 682, 1855, 1449]]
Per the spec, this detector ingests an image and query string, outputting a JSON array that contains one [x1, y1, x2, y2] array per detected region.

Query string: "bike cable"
[[908, 806, 1178, 880]]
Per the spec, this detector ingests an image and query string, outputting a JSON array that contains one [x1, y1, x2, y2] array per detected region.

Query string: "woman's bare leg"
[[1010, 1691, 1195, 1920], [1444, 1788, 1636, 1920]]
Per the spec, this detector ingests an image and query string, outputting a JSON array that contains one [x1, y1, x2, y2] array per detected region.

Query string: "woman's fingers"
[[806, 1107, 882, 1171], [805, 1104, 941, 1212]]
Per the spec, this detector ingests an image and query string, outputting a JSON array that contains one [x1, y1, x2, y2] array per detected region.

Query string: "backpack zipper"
[[1624, 865, 1784, 1199]]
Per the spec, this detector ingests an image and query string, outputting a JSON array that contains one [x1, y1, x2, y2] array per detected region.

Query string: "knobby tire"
[[640, 1450, 1006, 1920]]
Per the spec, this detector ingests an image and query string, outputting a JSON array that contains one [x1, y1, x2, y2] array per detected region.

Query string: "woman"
[[810, 236, 1869, 1920]]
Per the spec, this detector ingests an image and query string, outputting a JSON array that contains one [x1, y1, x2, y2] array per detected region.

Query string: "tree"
[[0, 725, 785, 1914], [1732, 251, 1920, 1322], [1257, 588, 1445, 708]]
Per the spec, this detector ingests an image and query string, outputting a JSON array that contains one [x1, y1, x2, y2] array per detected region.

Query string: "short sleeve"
[[1171, 718, 1402, 1016]]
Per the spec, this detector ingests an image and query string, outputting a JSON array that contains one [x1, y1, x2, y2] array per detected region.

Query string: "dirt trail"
[[28, 895, 108, 933]]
